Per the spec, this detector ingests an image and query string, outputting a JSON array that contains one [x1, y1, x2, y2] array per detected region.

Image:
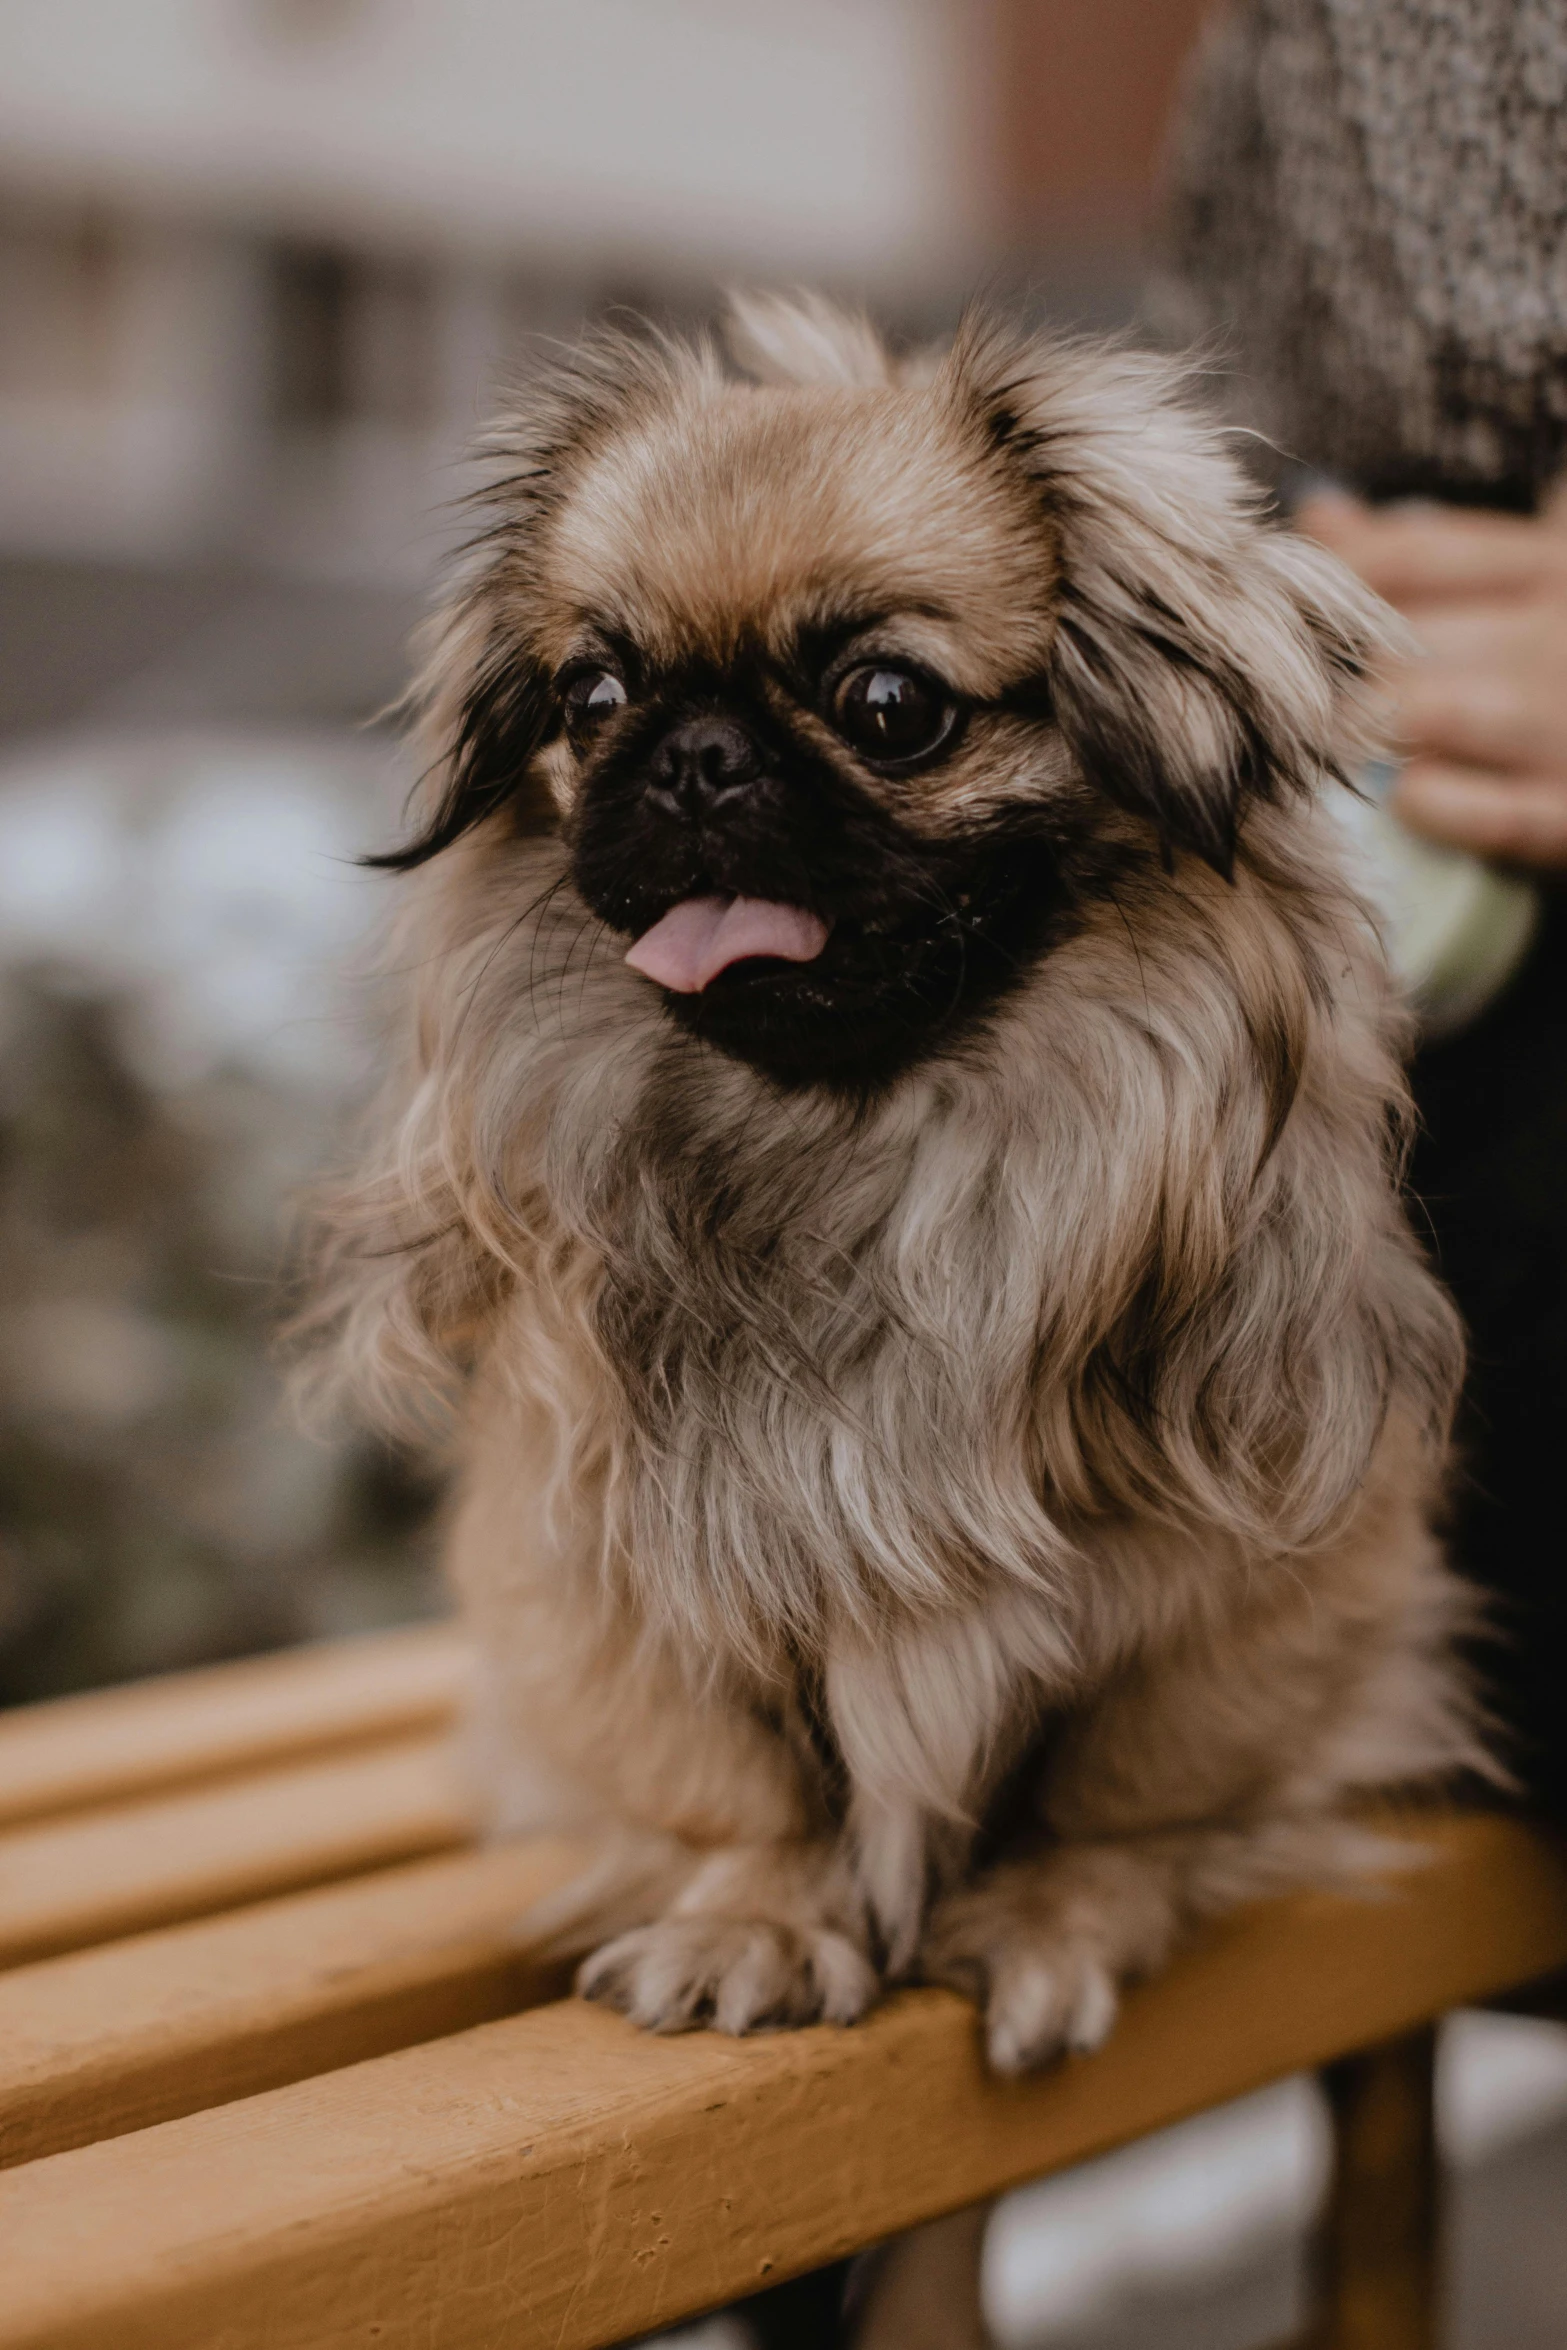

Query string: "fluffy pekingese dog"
[[311, 296, 1487, 2111]]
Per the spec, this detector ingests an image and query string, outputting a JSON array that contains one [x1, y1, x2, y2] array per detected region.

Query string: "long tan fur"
[[303, 300, 1487, 2096]]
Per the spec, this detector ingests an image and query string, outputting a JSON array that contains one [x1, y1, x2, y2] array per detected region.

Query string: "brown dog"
[[308, 292, 1484, 2201]]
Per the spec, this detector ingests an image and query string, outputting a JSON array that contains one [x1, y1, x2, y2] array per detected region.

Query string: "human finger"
[[1392, 614, 1567, 774], [1297, 497, 1561, 603], [1392, 664, 1551, 773], [1391, 760, 1567, 869], [1393, 603, 1540, 668]]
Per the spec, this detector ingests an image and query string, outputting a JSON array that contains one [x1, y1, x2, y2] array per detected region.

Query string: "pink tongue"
[[625, 895, 830, 993]]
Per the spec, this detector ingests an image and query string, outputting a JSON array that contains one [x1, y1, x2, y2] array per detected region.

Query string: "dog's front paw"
[[924, 1848, 1179, 2076], [926, 1906, 1119, 2075], [578, 1914, 878, 2036]]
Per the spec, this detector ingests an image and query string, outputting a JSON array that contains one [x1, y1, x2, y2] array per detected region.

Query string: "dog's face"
[[389, 299, 1386, 1090], [543, 376, 1082, 1086]]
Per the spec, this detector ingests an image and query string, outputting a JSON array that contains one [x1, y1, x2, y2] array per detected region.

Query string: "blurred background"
[[1, 5, 1562, 2346]]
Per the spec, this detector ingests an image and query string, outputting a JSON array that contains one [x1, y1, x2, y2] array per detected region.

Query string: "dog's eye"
[[832, 665, 954, 766], [562, 668, 628, 744]]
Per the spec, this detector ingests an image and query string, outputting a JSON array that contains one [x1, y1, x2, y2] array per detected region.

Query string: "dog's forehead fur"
[[537, 380, 1060, 693]]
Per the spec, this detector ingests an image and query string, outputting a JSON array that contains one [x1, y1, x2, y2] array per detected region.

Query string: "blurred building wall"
[[0, 0, 989, 579], [0, 1, 1215, 583], [0, 0, 987, 281]]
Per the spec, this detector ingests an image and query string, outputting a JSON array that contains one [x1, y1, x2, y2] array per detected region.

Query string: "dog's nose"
[[646, 715, 764, 814]]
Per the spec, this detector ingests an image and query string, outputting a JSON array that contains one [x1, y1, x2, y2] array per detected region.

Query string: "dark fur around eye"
[[366, 644, 556, 872]]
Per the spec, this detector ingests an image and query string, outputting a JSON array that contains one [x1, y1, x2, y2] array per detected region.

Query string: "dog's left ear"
[[950, 326, 1398, 875]]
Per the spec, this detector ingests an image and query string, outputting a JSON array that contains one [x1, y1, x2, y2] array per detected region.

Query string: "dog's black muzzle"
[[569, 703, 1067, 1091]]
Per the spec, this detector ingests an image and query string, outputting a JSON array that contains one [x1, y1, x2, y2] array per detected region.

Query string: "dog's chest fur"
[[494, 903, 1224, 1689], [526, 1020, 1070, 1654]]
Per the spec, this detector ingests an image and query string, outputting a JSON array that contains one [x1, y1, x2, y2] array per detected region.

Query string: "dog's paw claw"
[[577, 1917, 877, 2036], [980, 1949, 1119, 2074]]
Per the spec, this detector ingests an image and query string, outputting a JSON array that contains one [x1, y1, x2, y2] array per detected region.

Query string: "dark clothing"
[[1412, 897, 1567, 1816]]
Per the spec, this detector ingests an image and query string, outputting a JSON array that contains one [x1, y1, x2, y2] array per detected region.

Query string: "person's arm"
[[1299, 491, 1567, 871]]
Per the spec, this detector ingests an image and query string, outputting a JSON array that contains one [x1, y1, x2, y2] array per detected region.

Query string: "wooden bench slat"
[[0, 1842, 580, 2167], [0, 1738, 467, 1969], [2, 1812, 1563, 2350], [0, 1625, 466, 1831]]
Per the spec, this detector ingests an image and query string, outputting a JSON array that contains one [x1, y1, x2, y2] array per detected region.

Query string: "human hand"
[[1298, 488, 1567, 870]]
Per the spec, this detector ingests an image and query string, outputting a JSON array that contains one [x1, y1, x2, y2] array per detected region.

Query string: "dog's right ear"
[[364, 621, 557, 873], [369, 324, 724, 873]]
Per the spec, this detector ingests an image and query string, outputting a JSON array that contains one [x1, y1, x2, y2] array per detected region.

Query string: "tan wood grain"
[[0, 1841, 584, 2167], [0, 1624, 467, 1831], [0, 1736, 469, 1969], [1, 1812, 1563, 2350]]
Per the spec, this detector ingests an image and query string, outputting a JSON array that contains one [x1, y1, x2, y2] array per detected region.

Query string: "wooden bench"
[[0, 1627, 1564, 2350]]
